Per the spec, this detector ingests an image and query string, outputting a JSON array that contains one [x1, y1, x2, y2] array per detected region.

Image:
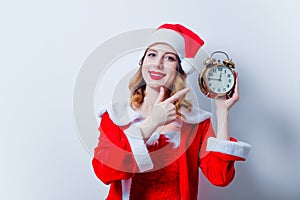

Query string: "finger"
[[234, 73, 239, 94], [155, 87, 165, 104], [165, 88, 190, 103], [228, 73, 239, 103], [232, 73, 239, 99], [166, 103, 176, 113], [227, 72, 239, 99]]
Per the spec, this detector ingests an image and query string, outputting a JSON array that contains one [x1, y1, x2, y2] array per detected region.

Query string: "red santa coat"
[[92, 102, 251, 200]]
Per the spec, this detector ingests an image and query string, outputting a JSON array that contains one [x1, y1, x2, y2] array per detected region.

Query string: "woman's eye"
[[147, 53, 156, 57], [165, 55, 176, 62]]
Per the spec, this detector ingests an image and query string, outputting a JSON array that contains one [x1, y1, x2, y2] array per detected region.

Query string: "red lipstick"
[[149, 71, 166, 80]]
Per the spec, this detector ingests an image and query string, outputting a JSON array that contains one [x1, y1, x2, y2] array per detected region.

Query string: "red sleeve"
[[198, 119, 240, 187], [92, 112, 138, 185]]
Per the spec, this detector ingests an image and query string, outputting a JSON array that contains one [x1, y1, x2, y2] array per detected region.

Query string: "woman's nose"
[[154, 56, 164, 68]]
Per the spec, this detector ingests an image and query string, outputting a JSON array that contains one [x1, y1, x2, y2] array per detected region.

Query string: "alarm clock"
[[198, 51, 236, 99]]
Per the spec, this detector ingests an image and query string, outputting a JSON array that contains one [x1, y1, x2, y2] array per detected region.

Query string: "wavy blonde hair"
[[128, 52, 192, 117]]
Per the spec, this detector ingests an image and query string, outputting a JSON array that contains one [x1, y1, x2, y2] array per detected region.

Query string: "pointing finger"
[[155, 87, 165, 104], [165, 88, 190, 103]]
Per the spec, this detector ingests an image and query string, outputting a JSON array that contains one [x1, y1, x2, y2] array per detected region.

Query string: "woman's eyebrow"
[[148, 48, 176, 55], [147, 48, 158, 53]]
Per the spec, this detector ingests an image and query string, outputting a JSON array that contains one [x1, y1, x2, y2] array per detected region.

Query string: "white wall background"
[[1, 0, 300, 199]]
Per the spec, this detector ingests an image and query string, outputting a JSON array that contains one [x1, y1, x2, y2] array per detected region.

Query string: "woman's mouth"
[[149, 71, 166, 80]]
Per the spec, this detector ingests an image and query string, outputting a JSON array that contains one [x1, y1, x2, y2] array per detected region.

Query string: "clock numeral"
[[227, 84, 230, 88], [228, 79, 232, 83], [218, 88, 221, 92], [209, 73, 213, 77], [227, 74, 231, 78], [224, 70, 227, 73], [212, 69, 216, 73], [223, 88, 226, 92], [218, 67, 222, 71]]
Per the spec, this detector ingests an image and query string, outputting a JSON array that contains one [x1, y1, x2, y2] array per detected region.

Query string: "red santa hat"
[[146, 23, 205, 75]]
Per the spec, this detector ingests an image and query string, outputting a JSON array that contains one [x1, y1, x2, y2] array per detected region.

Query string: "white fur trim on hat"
[[146, 29, 186, 57]]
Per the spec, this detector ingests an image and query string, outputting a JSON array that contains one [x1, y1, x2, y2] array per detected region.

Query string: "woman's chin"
[[147, 82, 164, 89]]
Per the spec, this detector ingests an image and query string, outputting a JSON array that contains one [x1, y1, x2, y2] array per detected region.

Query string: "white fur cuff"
[[206, 137, 251, 159], [124, 125, 153, 172]]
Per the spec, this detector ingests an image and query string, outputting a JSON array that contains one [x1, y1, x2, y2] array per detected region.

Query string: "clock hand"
[[208, 77, 220, 81], [218, 73, 222, 81]]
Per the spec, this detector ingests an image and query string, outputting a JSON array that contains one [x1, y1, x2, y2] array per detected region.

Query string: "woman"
[[92, 24, 251, 200]]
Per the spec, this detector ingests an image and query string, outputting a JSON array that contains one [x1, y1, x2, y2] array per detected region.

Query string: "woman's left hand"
[[215, 72, 240, 111]]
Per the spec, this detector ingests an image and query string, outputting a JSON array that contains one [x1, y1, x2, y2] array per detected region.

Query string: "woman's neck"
[[139, 86, 164, 117]]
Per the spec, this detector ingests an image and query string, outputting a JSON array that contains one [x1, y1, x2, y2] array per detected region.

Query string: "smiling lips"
[[149, 71, 166, 80]]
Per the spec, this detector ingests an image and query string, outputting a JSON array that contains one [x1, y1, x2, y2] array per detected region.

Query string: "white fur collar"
[[98, 101, 211, 126], [146, 131, 181, 148]]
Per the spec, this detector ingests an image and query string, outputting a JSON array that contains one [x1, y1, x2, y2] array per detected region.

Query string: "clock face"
[[206, 65, 235, 94]]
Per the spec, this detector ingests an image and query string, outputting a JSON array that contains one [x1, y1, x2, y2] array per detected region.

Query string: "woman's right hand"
[[151, 87, 190, 127], [139, 87, 190, 138]]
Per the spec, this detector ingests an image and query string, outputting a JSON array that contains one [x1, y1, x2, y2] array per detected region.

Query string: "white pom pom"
[[181, 58, 195, 75]]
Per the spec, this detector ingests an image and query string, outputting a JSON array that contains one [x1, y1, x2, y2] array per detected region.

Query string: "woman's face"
[[141, 43, 179, 89]]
